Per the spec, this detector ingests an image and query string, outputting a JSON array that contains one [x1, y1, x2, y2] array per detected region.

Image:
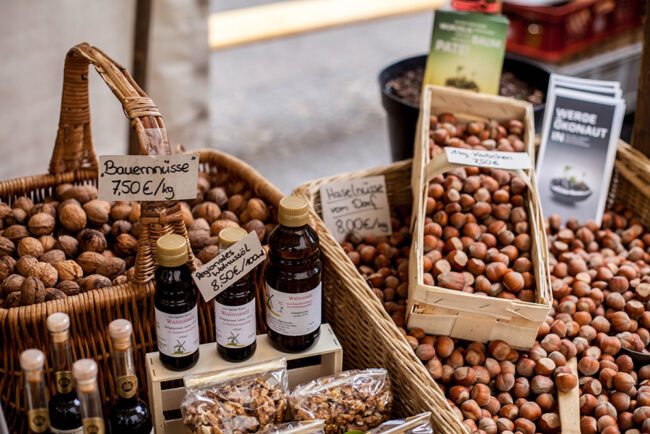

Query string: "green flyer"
[[424, 10, 508, 95]]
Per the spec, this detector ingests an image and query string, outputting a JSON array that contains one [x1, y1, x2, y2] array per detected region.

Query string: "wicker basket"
[[293, 160, 467, 434], [0, 43, 284, 431]]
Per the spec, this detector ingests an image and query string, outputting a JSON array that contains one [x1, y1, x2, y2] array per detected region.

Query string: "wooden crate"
[[145, 324, 343, 434], [407, 85, 552, 350]]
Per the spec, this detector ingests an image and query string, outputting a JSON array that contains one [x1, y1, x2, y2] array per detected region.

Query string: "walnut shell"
[[59, 185, 94, 204], [192, 202, 221, 223], [41, 249, 66, 265], [59, 203, 87, 232], [0, 236, 15, 255], [79, 274, 112, 292], [189, 218, 210, 233], [227, 195, 246, 214], [21, 276, 45, 305], [28, 203, 57, 218], [16, 255, 38, 276], [55, 183, 73, 200], [96, 257, 126, 280], [210, 219, 240, 236], [27, 262, 58, 287], [56, 280, 81, 296], [243, 219, 266, 242], [112, 275, 128, 286], [110, 220, 132, 238], [197, 175, 210, 193], [39, 235, 57, 252], [17, 237, 44, 258], [246, 198, 270, 222], [188, 230, 210, 250], [28, 213, 55, 236], [45, 288, 66, 301], [0, 256, 16, 281], [1, 274, 24, 296], [12, 196, 34, 214], [197, 245, 220, 264], [83, 200, 110, 225], [128, 202, 141, 223], [3, 225, 29, 243], [130, 222, 141, 238], [6, 208, 27, 225], [4, 291, 21, 308], [180, 202, 194, 227], [0, 203, 11, 220], [78, 229, 106, 253], [76, 251, 105, 275], [56, 235, 79, 258], [221, 210, 239, 224], [206, 187, 228, 208], [55, 260, 83, 281], [110, 202, 132, 221], [114, 233, 137, 256]]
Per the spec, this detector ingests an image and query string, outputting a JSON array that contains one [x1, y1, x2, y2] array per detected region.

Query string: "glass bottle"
[[154, 233, 200, 370], [72, 359, 105, 434], [20, 349, 50, 434], [108, 319, 152, 434], [215, 227, 257, 362], [46, 312, 83, 433], [265, 196, 322, 352]]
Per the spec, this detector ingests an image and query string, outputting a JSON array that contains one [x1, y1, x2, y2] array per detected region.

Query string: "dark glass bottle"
[[73, 359, 105, 434], [265, 196, 322, 352], [215, 227, 257, 362], [154, 234, 200, 371], [46, 312, 83, 434], [20, 349, 50, 434], [108, 319, 152, 434]]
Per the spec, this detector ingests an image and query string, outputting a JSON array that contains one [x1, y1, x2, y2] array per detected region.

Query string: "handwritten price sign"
[[98, 154, 200, 202], [319, 176, 393, 243], [445, 148, 532, 170]]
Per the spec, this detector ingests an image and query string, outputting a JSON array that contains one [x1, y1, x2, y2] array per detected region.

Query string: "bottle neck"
[[24, 369, 50, 433], [111, 344, 139, 400], [50, 333, 75, 395], [77, 381, 104, 421]]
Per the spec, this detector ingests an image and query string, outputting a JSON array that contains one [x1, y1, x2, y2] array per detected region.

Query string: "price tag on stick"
[[192, 231, 267, 302], [98, 154, 200, 202], [445, 148, 532, 170], [319, 176, 393, 243]]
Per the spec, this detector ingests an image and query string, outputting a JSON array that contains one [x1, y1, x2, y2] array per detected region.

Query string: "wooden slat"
[[208, 0, 444, 50], [558, 358, 580, 434]]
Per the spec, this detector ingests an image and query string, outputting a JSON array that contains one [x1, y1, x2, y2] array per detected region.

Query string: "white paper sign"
[[319, 176, 393, 243], [445, 147, 532, 170], [98, 154, 200, 202], [192, 231, 266, 302]]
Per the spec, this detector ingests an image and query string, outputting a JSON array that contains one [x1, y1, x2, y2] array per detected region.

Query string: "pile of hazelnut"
[[0, 173, 274, 307]]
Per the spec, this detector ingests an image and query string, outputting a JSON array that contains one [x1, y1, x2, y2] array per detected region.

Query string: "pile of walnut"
[[0, 173, 274, 307], [428, 114, 526, 160]]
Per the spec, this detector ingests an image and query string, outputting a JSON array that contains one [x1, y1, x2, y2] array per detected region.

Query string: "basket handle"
[[49, 42, 170, 174]]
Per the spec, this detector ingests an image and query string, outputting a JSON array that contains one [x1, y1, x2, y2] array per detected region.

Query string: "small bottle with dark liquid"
[[46, 312, 82, 433], [215, 227, 257, 362], [20, 349, 50, 434], [265, 196, 322, 352], [72, 359, 105, 434], [108, 319, 152, 434], [154, 233, 200, 371]]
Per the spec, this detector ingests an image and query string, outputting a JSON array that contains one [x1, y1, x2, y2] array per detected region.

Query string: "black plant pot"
[[379, 54, 551, 162]]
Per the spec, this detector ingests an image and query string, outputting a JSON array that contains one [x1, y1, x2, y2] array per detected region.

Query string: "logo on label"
[[55, 370, 74, 394], [83, 418, 105, 434], [116, 375, 138, 399], [265, 292, 281, 317], [28, 408, 49, 433]]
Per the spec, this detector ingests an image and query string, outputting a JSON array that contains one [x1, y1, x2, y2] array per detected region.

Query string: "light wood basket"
[[407, 85, 552, 350]]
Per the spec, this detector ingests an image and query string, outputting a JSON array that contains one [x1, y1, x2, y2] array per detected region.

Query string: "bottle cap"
[[218, 227, 248, 249], [47, 312, 70, 333], [20, 349, 45, 371], [156, 233, 189, 267], [72, 359, 98, 382], [278, 196, 309, 227], [109, 319, 133, 352]]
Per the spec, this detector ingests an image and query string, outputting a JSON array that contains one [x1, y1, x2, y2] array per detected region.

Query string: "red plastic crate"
[[503, 0, 644, 62]]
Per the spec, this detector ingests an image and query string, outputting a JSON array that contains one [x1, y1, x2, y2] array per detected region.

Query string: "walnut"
[[206, 187, 228, 208], [110, 201, 132, 221], [79, 274, 112, 291], [0, 256, 17, 281], [27, 262, 58, 287], [188, 230, 210, 250], [110, 220, 132, 238], [114, 233, 137, 256], [39, 235, 57, 252], [130, 222, 141, 237], [55, 260, 83, 281], [112, 275, 128, 286], [16, 255, 38, 276], [246, 198, 270, 222], [197, 175, 211, 194], [128, 202, 141, 223], [17, 237, 44, 258], [56, 280, 80, 296], [99, 223, 112, 237], [12, 196, 34, 214], [192, 202, 221, 223], [59, 185, 94, 204], [197, 245, 220, 264], [83, 200, 110, 225], [221, 210, 240, 224], [78, 229, 106, 253], [244, 220, 266, 243], [45, 288, 66, 301], [3, 225, 29, 243], [0, 236, 15, 255], [227, 180, 246, 195], [0, 203, 11, 220], [55, 183, 73, 200], [76, 251, 105, 275], [227, 194, 246, 214], [4, 291, 21, 308], [57, 198, 81, 212], [28, 203, 57, 218], [1, 274, 24, 296], [96, 257, 126, 279], [6, 208, 27, 225], [27, 213, 55, 236], [189, 218, 210, 233], [59, 203, 87, 232], [41, 249, 66, 265], [210, 219, 240, 236], [126, 266, 136, 282], [239, 210, 251, 224], [180, 202, 194, 227], [21, 276, 45, 305], [56, 235, 79, 258]]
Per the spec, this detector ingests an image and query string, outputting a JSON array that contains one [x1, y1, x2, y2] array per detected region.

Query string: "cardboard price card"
[[98, 154, 199, 202], [193, 231, 267, 302], [319, 176, 393, 243], [445, 147, 531, 170]]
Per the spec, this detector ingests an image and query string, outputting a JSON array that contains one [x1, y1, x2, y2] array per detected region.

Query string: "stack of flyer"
[[536, 74, 626, 225]]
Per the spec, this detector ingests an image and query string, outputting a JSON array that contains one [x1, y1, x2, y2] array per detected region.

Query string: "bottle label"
[[155, 306, 200, 358], [215, 299, 256, 348], [116, 374, 138, 399], [55, 370, 74, 394], [50, 426, 84, 434], [27, 408, 49, 433], [265, 284, 321, 336], [82, 417, 105, 434]]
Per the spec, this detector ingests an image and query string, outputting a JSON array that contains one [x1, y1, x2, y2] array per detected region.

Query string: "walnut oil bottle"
[[20, 349, 50, 434], [264, 196, 322, 352]]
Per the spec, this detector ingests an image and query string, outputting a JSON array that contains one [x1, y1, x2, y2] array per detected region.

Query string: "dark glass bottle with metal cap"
[[215, 227, 258, 362], [154, 233, 200, 371], [20, 349, 50, 434], [46, 312, 83, 433], [265, 196, 322, 352], [108, 319, 152, 434]]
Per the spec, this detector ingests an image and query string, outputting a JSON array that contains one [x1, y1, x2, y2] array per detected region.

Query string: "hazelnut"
[[415, 344, 435, 361], [495, 373, 515, 392], [613, 372, 635, 393], [531, 375, 555, 394], [578, 356, 600, 376], [555, 373, 577, 393], [519, 401, 541, 421], [454, 366, 477, 386]]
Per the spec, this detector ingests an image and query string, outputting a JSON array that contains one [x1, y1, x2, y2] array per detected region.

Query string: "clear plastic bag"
[[368, 412, 433, 434], [290, 369, 392, 434], [181, 359, 289, 433], [260, 420, 326, 434]]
